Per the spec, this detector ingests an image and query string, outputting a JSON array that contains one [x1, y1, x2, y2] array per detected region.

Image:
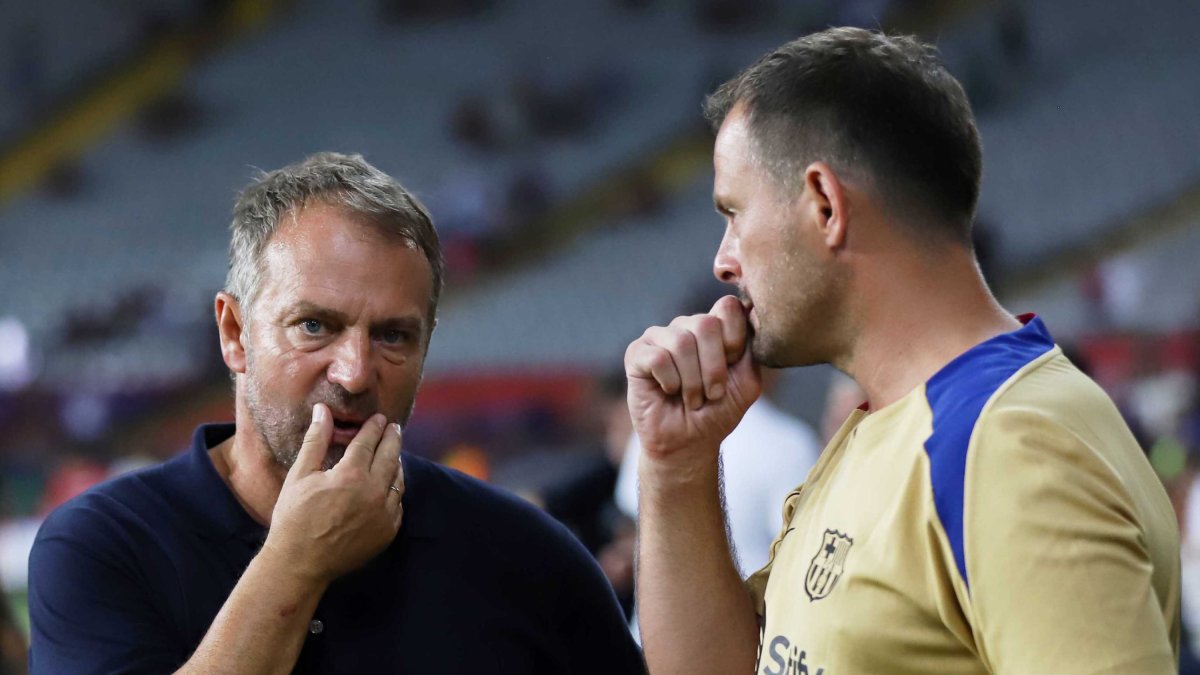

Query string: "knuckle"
[[624, 340, 639, 360], [694, 314, 721, 337], [666, 330, 695, 354], [667, 314, 690, 329], [642, 325, 666, 341], [628, 333, 662, 359], [646, 348, 673, 372], [625, 340, 647, 364]]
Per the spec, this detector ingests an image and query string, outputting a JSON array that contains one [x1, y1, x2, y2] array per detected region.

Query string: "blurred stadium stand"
[[0, 0, 1198, 661], [0, 0, 211, 143]]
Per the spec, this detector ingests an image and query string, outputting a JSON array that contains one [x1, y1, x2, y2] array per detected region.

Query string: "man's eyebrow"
[[285, 301, 348, 323]]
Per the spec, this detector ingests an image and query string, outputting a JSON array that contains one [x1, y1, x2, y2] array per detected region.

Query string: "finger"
[[387, 474, 404, 508], [291, 403, 333, 476], [626, 339, 681, 396], [649, 325, 704, 410], [340, 413, 387, 470], [710, 295, 749, 364], [688, 314, 730, 401], [392, 454, 406, 498], [668, 315, 728, 403], [388, 456, 406, 527], [371, 422, 403, 481]]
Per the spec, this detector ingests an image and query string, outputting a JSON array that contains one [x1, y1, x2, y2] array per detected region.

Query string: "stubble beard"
[[242, 365, 323, 470], [748, 307, 794, 369], [745, 259, 847, 370], [741, 280, 799, 369], [241, 352, 416, 472]]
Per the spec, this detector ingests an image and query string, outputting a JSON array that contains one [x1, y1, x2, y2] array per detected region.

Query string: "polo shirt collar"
[[172, 424, 442, 543]]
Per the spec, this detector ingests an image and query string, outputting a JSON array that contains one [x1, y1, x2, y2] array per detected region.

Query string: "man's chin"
[[751, 333, 821, 369], [750, 334, 785, 368], [752, 351, 786, 369]]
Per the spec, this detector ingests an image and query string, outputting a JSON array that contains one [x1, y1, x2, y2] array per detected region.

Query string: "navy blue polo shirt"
[[28, 424, 645, 674]]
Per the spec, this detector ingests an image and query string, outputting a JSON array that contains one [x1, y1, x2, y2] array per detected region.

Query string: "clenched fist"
[[263, 404, 405, 584], [625, 295, 762, 465]]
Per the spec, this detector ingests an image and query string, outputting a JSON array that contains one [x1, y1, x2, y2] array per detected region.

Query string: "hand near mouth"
[[264, 403, 405, 584], [624, 294, 762, 467]]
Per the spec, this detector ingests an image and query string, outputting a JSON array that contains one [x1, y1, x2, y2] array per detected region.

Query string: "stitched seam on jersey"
[[960, 345, 1063, 575], [923, 319, 1056, 591]]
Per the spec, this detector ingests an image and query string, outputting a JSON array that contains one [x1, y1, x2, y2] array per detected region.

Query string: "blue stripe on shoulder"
[[923, 317, 1055, 590]]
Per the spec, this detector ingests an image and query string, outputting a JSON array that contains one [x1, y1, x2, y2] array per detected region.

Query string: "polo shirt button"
[[309, 619, 324, 635]]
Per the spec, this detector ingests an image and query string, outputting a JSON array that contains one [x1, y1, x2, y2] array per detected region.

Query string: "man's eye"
[[300, 319, 323, 335], [381, 329, 409, 345]]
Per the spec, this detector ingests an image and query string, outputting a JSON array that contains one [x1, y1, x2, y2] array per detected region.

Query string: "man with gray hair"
[[27, 153, 645, 674]]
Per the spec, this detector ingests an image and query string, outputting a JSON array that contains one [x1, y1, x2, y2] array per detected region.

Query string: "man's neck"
[[209, 428, 287, 527], [840, 248, 1021, 412]]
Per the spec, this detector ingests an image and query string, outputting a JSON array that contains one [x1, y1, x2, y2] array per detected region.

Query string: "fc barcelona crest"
[[805, 529, 853, 601]]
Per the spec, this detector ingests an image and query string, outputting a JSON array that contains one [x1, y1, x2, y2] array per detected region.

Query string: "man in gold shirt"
[[625, 27, 1180, 674]]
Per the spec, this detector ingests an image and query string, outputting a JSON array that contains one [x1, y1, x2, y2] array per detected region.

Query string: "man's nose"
[[713, 230, 741, 285], [327, 330, 373, 394]]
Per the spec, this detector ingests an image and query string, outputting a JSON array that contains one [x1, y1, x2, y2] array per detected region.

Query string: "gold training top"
[[748, 317, 1180, 675]]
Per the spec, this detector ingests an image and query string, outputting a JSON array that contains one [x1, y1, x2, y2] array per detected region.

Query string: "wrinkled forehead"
[[255, 208, 433, 320]]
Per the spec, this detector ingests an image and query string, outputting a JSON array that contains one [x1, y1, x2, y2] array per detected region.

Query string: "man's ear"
[[215, 292, 248, 375], [802, 161, 849, 250]]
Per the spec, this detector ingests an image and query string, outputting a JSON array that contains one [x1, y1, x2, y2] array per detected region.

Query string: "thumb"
[[290, 403, 333, 477]]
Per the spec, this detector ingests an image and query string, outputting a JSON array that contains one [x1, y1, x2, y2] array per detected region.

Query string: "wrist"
[[258, 536, 333, 590], [638, 443, 721, 494]]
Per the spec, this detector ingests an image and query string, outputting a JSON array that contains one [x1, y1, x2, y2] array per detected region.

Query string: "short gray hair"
[[225, 152, 445, 323]]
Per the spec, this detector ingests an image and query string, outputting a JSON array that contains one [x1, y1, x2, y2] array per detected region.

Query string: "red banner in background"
[[1078, 329, 1199, 393], [417, 369, 593, 417]]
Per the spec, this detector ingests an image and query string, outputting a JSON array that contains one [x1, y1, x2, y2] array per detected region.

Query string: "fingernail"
[[374, 414, 387, 427], [393, 423, 403, 436], [313, 404, 325, 422], [709, 383, 725, 400]]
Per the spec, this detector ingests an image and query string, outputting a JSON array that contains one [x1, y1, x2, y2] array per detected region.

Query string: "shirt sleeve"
[[963, 407, 1178, 675], [28, 501, 183, 675]]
